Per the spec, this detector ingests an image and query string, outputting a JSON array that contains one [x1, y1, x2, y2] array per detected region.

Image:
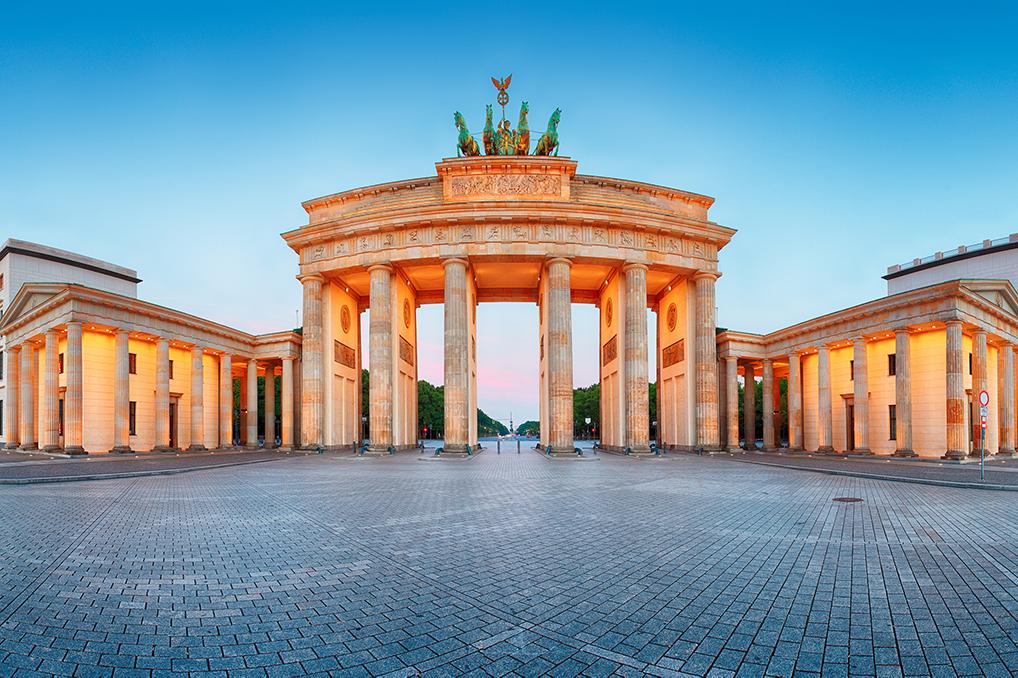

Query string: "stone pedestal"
[[63, 323, 85, 455], [893, 330, 916, 457], [367, 264, 394, 455], [817, 346, 834, 453], [852, 337, 871, 454]]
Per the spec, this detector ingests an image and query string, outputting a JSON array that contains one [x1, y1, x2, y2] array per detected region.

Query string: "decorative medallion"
[[403, 299, 411, 328], [340, 305, 351, 334], [606, 298, 613, 327], [667, 303, 677, 332]]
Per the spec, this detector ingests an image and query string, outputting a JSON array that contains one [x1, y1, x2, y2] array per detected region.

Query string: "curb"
[[0, 456, 298, 485]]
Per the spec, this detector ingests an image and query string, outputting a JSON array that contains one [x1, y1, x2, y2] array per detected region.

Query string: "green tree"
[[417, 380, 444, 438], [516, 420, 540, 436]]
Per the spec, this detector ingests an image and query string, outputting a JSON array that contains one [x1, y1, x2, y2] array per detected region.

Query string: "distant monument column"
[[5, 345, 20, 449], [41, 329, 60, 452], [787, 352, 803, 451], [761, 359, 775, 451], [281, 357, 295, 450], [154, 338, 170, 450], [944, 321, 966, 460], [264, 362, 276, 448], [694, 272, 721, 450], [817, 346, 833, 453], [19, 343, 37, 451], [623, 263, 650, 454], [189, 345, 206, 451], [725, 357, 739, 451], [218, 354, 232, 449], [367, 264, 394, 455], [546, 258, 574, 455], [894, 329, 915, 457], [443, 258, 471, 455], [743, 362, 755, 450], [972, 331, 988, 456], [112, 330, 131, 453], [852, 337, 871, 454], [64, 322, 85, 455], [998, 343, 1015, 456], [299, 274, 325, 449], [246, 359, 258, 448]]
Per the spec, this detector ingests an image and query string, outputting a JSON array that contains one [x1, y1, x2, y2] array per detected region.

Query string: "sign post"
[[979, 390, 990, 482]]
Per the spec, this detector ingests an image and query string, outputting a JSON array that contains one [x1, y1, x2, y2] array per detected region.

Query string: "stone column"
[[945, 321, 966, 459], [852, 337, 871, 454], [694, 272, 721, 450], [971, 331, 988, 457], [281, 357, 294, 450], [443, 258, 470, 455], [41, 329, 60, 451], [725, 357, 739, 451], [623, 263, 650, 454], [112, 330, 131, 453], [999, 343, 1015, 456], [761, 359, 775, 451], [64, 322, 84, 455], [894, 329, 915, 456], [238, 365, 247, 446], [264, 362, 276, 448], [218, 355, 232, 449], [743, 362, 756, 450], [772, 372, 782, 447], [299, 273, 324, 449], [246, 359, 258, 448], [367, 264, 394, 454], [19, 343, 37, 450], [5, 345, 19, 449], [546, 258, 574, 454], [154, 338, 170, 450], [189, 345, 206, 451], [788, 353, 803, 451], [817, 346, 834, 453]]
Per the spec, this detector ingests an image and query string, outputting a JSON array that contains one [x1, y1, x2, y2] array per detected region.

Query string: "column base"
[[19, 443, 38, 451], [111, 446, 133, 454], [851, 448, 873, 456], [244, 444, 259, 450], [440, 444, 472, 457], [5, 442, 19, 450], [63, 446, 87, 456], [364, 445, 394, 456], [546, 444, 578, 457], [816, 446, 835, 455], [626, 445, 655, 457], [152, 445, 173, 453], [760, 447, 778, 454], [42, 444, 62, 453], [187, 444, 207, 452], [942, 449, 966, 460], [786, 447, 803, 453], [996, 447, 1016, 457], [894, 449, 918, 458]]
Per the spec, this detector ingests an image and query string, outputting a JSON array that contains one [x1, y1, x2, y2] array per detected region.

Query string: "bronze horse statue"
[[534, 108, 561, 156], [482, 105, 496, 156], [454, 111, 480, 157], [514, 101, 530, 155]]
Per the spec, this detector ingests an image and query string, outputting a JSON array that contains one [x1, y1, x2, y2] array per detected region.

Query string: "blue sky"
[[3, 2, 1016, 425]]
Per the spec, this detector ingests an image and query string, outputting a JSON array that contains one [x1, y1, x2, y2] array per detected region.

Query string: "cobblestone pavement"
[[716, 450, 1018, 488], [1, 452, 1017, 677]]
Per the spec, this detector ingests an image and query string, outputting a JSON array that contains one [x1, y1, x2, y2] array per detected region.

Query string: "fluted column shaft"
[[623, 263, 650, 453], [443, 259, 470, 454], [761, 359, 775, 451], [972, 331, 988, 457], [999, 343, 1015, 456], [743, 363, 756, 450], [817, 346, 833, 452], [19, 344, 36, 450], [788, 353, 802, 450], [725, 357, 739, 450], [246, 360, 258, 448], [546, 258, 574, 453], [5, 345, 20, 448], [299, 274, 324, 449], [64, 323, 84, 454], [219, 355, 232, 448], [852, 337, 870, 454], [264, 362, 276, 448], [945, 322, 966, 459], [368, 265, 394, 454], [894, 330, 915, 456], [154, 338, 170, 450], [694, 273, 720, 449], [238, 368, 247, 446], [189, 346, 206, 451], [41, 329, 60, 451], [113, 330, 131, 453], [281, 357, 294, 450]]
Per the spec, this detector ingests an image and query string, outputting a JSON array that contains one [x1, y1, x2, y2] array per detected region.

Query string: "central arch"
[[283, 156, 734, 456]]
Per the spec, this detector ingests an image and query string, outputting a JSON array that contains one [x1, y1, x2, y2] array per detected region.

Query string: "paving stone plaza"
[[1, 452, 1017, 677]]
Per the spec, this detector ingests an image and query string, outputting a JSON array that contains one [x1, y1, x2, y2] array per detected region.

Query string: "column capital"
[[762, 357, 773, 367], [945, 319, 964, 328], [366, 264, 393, 274], [692, 270, 721, 282], [65, 320, 82, 329], [115, 328, 130, 338], [297, 273, 325, 285], [546, 256, 573, 268], [621, 261, 648, 273], [973, 328, 988, 337], [441, 257, 469, 269]]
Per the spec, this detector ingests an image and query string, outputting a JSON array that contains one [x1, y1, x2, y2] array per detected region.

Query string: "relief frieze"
[[448, 173, 561, 198]]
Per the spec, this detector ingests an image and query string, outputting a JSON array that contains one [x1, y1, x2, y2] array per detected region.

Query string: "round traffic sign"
[[979, 390, 990, 407]]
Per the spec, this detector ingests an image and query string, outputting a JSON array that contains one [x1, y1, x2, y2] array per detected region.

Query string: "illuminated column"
[[998, 343, 1015, 456], [281, 357, 294, 450], [112, 330, 131, 453], [761, 359, 775, 451], [154, 338, 170, 450], [189, 345, 206, 451], [694, 272, 721, 450], [19, 343, 36, 450], [788, 352, 803, 451], [64, 322, 84, 455], [623, 263, 650, 454], [264, 362, 276, 448], [971, 331, 988, 457], [852, 337, 871, 454], [218, 354, 232, 448], [817, 346, 833, 453], [945, 321, 966, 459], [743, 362, 755, 450], [894, 329, 915, 456], [443, 258, 470, 455], [5, 345, 19, 449], [246, 359, 258, 448], [40, 329, 60, 451], [725, 357, 739, 450], [367, 264, 394, 454], [299, 273, 324, 449], [547, 257, 574, 454], [238, 365, 247, 446]]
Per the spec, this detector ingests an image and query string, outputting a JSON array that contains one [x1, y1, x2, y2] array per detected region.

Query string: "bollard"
[[517, 440, 521, 454], [497, 439, 501, 454]]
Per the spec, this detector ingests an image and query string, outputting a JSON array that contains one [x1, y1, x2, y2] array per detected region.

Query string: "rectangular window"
[[129, 353, 137, 375], [168, 359, 174, 380], [888, 354, 896, 376], [129, 401, 137, 436], [59, 353, 64, 374], [849, 360, 854, 381], [889, 404, 897, 441], [969, 353, 973, 375], [59, 399, 64, 437]]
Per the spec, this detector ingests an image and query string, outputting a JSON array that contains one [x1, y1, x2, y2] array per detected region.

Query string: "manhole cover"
[[832, 497, 863, 503]]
